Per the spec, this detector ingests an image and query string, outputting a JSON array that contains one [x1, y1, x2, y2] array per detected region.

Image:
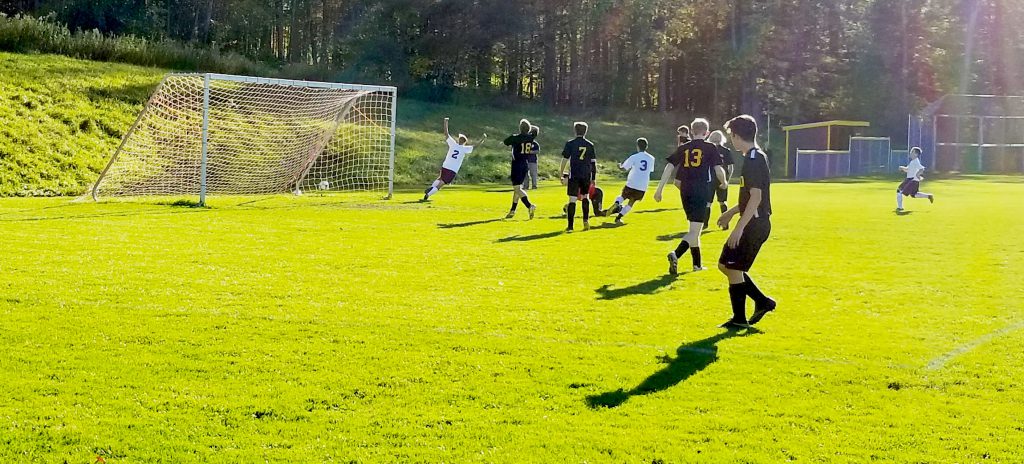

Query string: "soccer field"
[[1, 177, 1023, 462]]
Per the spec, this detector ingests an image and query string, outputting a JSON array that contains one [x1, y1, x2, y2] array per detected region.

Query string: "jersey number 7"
[[578, 147, 587, 160]]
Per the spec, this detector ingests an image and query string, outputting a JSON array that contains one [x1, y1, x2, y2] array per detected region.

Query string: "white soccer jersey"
[[906, 158, 924, 179], [620, 151, 656, 191], [441, 137, 473, 173]]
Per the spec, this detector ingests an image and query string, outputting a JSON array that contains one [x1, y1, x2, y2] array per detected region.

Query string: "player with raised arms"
[[502, 119, 538, 219], [606, 137, 656, 224], [422, 118, 486, 201], [654, 118, 728, 274], [896, 147, 935, 211], [560, 122, 597, 232], [717, 115, 776, 329]]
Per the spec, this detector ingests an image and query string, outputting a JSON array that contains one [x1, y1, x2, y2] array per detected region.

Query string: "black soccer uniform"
[[715, 144, 735, 203], [666, 139, 722, 223], [504, 133, 535, 185], [562, 137, 597, 197], [526, 141, 539, 164], [719, 148, 772, 272]]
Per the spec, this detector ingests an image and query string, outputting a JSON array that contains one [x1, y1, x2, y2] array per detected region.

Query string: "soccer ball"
[[318, 180, 330, 190]]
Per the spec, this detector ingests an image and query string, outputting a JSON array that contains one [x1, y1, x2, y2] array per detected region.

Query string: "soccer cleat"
[[719, 319, 752, 330], [421, 194, 429, 202], [565, 226, 574, 233], [693, 266, 708, 272], [614, 216, 624, 225], [667, 252, 679, 275], [608, 202, 622, 215], [895, 207, 904, 212], [928, 194, 934, 204], [720, 203, 728, 214], [583, 221, 591, 231], [748, 298, 777, 325], [505, 211, 516, 219], [528, 205, 537, 220]]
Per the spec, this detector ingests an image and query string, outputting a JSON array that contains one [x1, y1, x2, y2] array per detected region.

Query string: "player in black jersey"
[[717, 115, 776, 329], [677, 125, 691, 146], [654, 118, 728, 274], [706, 130, 735, 230], [560, 122, 597, 232], [502, 119, 538, 219]]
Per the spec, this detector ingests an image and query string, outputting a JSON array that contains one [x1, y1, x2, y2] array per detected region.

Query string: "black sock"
[[729, 284, 748, 323], [691, 247, 702, 268], [744, 273, 770, 304], [521, 196, 532, 208], [510, 201, 518, 212], [582, 199, 590, 221], [674, 240, 690, 257], [567, 202, 576, 228], [616, 213, 623, 220]]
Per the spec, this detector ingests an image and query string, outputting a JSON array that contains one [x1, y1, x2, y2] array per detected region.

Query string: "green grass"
[[0, 51, 695, 196], [1, 177, 1023, 462]]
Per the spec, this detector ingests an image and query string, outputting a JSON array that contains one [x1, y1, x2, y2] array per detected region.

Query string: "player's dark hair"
[[677, 125, 690, 135], [529, 125, 539, 136], [519, 119, 531, 134], [910, 146, 922, 155], [636, 137, 648, 151], [724, 115, 757, 142], [574, 122, 588, 137]]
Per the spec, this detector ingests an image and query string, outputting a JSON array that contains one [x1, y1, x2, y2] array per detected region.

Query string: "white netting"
[[92, 73, 395, 198]]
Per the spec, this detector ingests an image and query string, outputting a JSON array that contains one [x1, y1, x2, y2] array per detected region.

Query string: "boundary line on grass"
[[925, 321, 1024, 371]]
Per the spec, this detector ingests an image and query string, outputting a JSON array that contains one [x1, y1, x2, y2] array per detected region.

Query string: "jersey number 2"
[[451, 150, 460, 159]]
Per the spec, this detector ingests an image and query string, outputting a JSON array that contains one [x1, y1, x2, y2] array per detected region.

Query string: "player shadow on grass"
[[495, 230, 565, 243], [586, 328, 759, 409], [656, 230, 718, 241], [595, 274, 679, 300], [438, 218, 504, 229], [894, 210, 914, 216]]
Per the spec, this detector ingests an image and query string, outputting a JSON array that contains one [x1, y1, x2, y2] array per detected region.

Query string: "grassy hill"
[[0, 51, 693, 196]]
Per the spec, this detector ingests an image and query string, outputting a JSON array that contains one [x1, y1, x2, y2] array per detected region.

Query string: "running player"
[[502, 119, 538, 219], [607, 137, 656, 224], [422, 118, 486, 201], [654, 118, 728, 274], [560, 122, 597, 231], [896, 147, 935, 211], [717, 115, 776, 329]]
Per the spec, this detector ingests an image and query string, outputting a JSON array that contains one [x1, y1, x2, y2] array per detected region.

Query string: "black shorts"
[[511, 162, 529, 185], [439, 168, 457, 184], [719, 217, 771, 272], [621, 186, 646, 202], [680, 187, 713, 223], [566, 177, 592, 197], [897, 178, 920, 196]]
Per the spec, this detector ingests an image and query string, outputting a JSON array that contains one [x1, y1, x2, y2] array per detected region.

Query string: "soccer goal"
[[910, 94, 1024, 173], [91, 73, 397, 204]]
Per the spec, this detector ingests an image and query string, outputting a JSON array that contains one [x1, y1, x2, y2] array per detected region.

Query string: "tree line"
[[1, 0, 1021, 137]]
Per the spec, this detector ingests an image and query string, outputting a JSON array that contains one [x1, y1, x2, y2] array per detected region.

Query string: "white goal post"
[[91, 73, 397, 204]]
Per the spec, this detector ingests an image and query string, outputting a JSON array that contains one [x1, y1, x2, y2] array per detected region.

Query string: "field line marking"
[[926, 321, 1024, 371]]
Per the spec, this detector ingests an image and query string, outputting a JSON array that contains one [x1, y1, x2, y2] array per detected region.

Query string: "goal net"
[[91, 73, 397, 203]]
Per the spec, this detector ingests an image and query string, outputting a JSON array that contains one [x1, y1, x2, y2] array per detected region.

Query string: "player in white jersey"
[[423, 118, 486, 201], [607, 138, 656, 224], [895, 147, 934, 211]]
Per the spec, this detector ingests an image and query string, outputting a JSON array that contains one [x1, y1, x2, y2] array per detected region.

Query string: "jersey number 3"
[[682, 148, 703, 167], [639, 160, 648, 171]]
